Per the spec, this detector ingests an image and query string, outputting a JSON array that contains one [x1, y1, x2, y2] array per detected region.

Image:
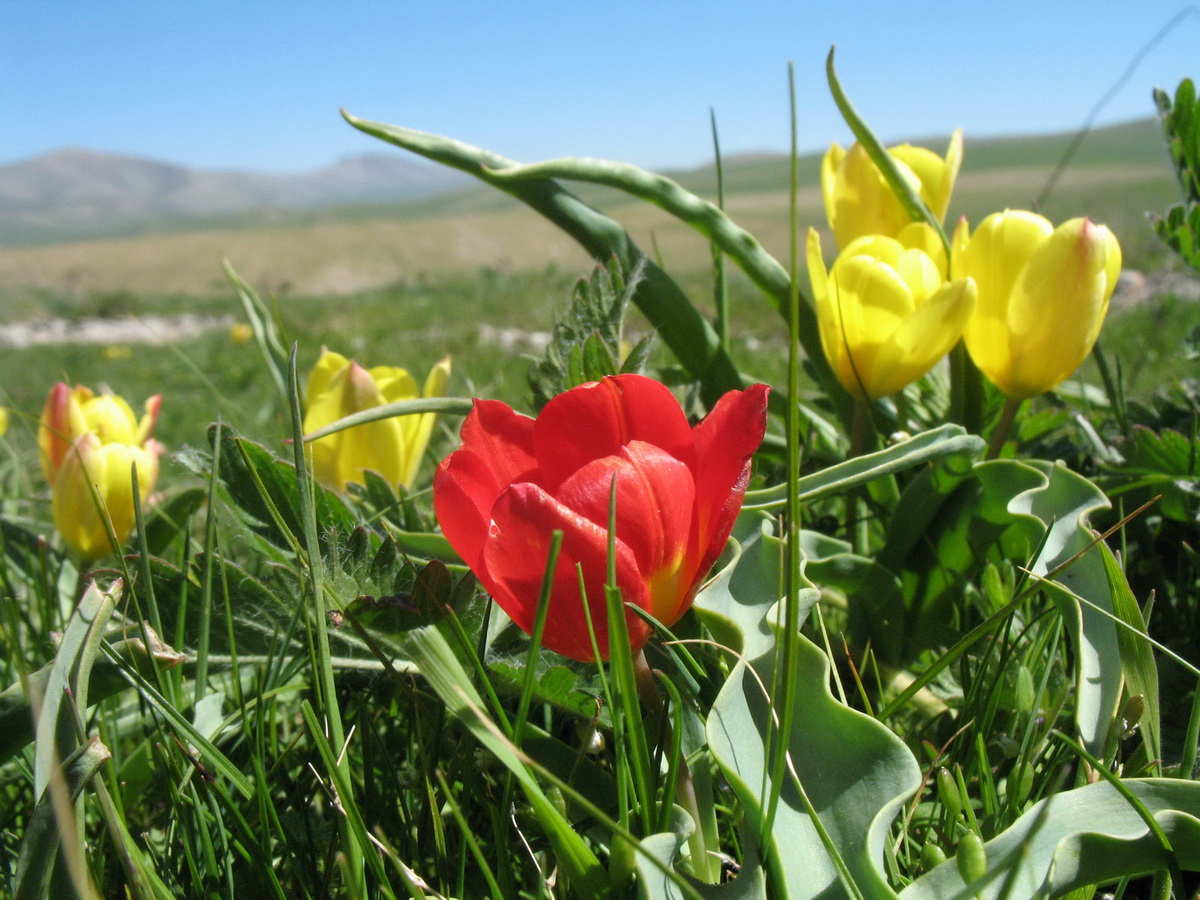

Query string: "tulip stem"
[[632, 650, 665, 720], [987, 397, 1023, 460], [845, 399, 875, 552]]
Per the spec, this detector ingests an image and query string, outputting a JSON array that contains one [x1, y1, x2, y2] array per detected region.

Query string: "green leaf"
[[708, 634, 920, 899], [1100, 541, 1161, 770], [899, 779, 1200, 899], [212, 425, 357, 552], [33, 579, 119, 797], [693, 514, 816, 662], [15, 736, 111, 900], [799, 531, 906, 665], [140, 486, 207, 556], [1013, 462, 1122, 756], [636, 807, 769, 899], [341, 110, 747, 409], [824, 48, 947, 253], [223, 257, 291, 402], [743, 424, 984, 510]]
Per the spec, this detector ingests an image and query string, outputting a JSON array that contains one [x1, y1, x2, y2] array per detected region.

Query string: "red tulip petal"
[[459, 399, 538, 483], [434, 399, 537, 568], [481, 482, 650, 662], [689, 384, 770, 574], [555, 441, 695, 616], [533, 375, 694, 491]]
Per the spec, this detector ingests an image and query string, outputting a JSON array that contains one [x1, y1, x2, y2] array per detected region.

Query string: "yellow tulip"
[[0, 406, 7, 438], [822, 130, 963, 249], [38, 381, 165, 559], [53, 432, 163, 560], [39, 382, 161, 483], [807, 226, 976, 400], [303, 349, 451, 492], [953, 211, 1122, 399]]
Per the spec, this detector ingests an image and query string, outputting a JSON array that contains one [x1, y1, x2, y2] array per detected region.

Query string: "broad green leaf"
[[637, 806, 769, 899], [141, 486, 207, 557], [1012, 461, 1121, 755], [212, 425, 357, 552], [800, 531, 906, 665], [743, 424, 984, 510], [708, 634, 920, 900], [876, 458, 1044, 659], [900, 779, 1200, 899], [693, 514, 816, 662]]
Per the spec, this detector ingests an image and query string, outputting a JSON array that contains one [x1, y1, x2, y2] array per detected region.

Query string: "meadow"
[[3, 72, 1200, 899]]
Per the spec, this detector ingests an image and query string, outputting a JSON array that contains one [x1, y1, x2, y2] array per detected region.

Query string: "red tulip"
[[434, 374, 769, 662]]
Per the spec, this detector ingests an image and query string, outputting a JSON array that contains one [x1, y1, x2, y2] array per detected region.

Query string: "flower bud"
[[303, 349, 451, 492], [807, 226, 975, 399], [821, 131, 962, 249], [954, 212, 1121, 399]]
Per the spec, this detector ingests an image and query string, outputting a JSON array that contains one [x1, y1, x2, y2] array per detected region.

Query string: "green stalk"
[[763, 60, 807, 874], [283, 346, 363, 893], [987, 396, 1023, 460], [710, 107, 730, 353]]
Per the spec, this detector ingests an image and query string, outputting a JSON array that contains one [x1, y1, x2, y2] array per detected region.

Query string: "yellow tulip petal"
[[820, 144, 845, 227], [961, 210, 1054, 383], [305, 348, 350, 404], [81, 394, 138, 445], [893, 247, 944, 300], [826, 256, 916, 398], [870, 277, 976, 398], [372, 367, 420, 405], [896, 222, 948, 279], [1003, 218, 1117, 398], [829, 144, 915, 248], [807, 229, 844, 375], [397, 355, 453, 488]]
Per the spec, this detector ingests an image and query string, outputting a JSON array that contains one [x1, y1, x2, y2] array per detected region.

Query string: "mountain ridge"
[[0, 148, 473, 246]]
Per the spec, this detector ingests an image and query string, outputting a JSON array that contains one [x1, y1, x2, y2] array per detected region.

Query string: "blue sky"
[[4, 2, 1199, 173]]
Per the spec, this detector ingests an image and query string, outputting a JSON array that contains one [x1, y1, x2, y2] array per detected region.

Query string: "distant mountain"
[[0, 148, 472, 246]]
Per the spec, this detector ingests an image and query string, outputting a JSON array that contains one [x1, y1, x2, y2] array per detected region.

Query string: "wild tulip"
[[433, 374, 769, 662], [953, 211, 1121, 399], [39, 382, 161, 484], [53, 431, 163, 560], [38, 382, 164, 560], [806, 225, 976, 400], [822, 130, 963, 249], [303, 349, 451, 492]]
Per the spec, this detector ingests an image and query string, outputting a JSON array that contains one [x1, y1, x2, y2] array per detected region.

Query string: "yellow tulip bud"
[[38, 381, 165, 560], [39, 383, 161, 483], [954, 211, 1122, 399], [821, 130, 963, 249], [52, 432, 163, 560], [0, 406, 7, 438], [303, 349, 451, 492], [807, 226, 976, 400]]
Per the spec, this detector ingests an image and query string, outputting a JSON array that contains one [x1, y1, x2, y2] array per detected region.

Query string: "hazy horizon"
[[5, 2, 1200, 176]]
